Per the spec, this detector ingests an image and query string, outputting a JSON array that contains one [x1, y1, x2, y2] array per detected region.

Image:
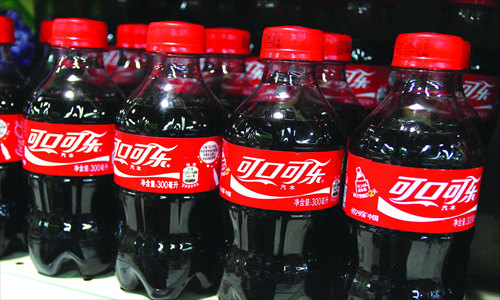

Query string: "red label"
[[245, 56, 264, 89], [345, 65, 391, 109], [220, 140, 344, 211], [462, 73, 500, 122], [22, 119, 114, 176], [114, 131, 222, 193], [343, 153, 483, 233], [0, 114, 23, 163]]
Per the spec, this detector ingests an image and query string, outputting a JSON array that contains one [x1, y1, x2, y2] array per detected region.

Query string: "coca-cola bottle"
[[438, 0, 500, 139], [0, 16, 28, 258], [454, 40, 489, 147], [341, 32, 485, 299], [114, 21, 227, 299], [218, 26, 347, 299], [27, 20, 54, 90], [23, 18, 123, 277], [318, 32, 366, 137], [109, 24, 150, 98], [203, 28, 254, 116], [333, 0, 395, 111]]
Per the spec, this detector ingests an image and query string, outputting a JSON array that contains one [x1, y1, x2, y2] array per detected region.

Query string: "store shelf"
[[1, 251, 499, 299]]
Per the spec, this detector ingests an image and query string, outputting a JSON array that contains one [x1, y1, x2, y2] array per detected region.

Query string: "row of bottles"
[[2, 0, 499, 137], [1, 13, 491, 299]]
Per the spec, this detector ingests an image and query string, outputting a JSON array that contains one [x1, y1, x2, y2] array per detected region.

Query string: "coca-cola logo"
[[344, 153, 483, 233], [27, 129, 106, 155], [388, 175, 480, 209], [113, 132, 222, 193], [346, 69, 374, 90], [220, 141, 344, 211], [236, 156, 329, 186], [463, 80, 494, 102], [14, 119, 23, 158], [114, 138, 177, 169], [22, 120, 114, 176]]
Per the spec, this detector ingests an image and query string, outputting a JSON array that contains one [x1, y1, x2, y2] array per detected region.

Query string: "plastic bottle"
[[341, 32, 485, 299], [23, 18, 123, 277], [114, 21, 227, 299], [454, 40, 489, 147], [27, 20, 54, 90], [218, 25, 347, 299], [0, 16, 28, 258], [438, 0, 500, 139], [318, 32, 366, 137], [109, 24, 150, 98], [333, 0, 395, 111], [203, 28, 254, 116]]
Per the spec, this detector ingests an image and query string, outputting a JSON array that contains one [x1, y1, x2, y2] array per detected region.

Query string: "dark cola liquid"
[[331, 104, 367, 137], [25, 82, 120, 276], [219, 92, 248, 115], [0, 161, 27, 257], [115, 102, 227, 298], [1, 85, 28, 258], [219, 114, 347, 300], [341, 117, 482, 300]]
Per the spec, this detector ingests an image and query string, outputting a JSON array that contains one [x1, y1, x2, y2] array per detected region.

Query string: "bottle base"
[[28, 242, 114, 277], [116, 257, 216, 300]]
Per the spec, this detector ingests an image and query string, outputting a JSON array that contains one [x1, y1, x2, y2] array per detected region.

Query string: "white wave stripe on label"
[[377, 196, 477, 223], [355, 93, 376, 98], [474, 105, 493, 109], [238, 178, 277, 186], [230, 175, 330, 200], [24, 146, 110, 166], [114, 165, 180, 179]]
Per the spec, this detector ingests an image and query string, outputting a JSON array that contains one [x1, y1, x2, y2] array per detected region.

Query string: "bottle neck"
[[53, 47, 106, 70], [319, 61, 348, 82], [149, 52, 202, 79], [260, 59, 319, 86], [203, 54, 247, 73], [0, 44, 15, 63], [0, 44, 25, 82], [119, 48, 146, 59], [392, 67, 456, 97]]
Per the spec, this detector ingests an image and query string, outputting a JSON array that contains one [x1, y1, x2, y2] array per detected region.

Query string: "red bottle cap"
[[323, 32, 352, 62], [51, 18, 108, 49], [116, 24, 148, 49], [462, 40, 471, 70], [441, 0, 500, 8], [205, 28, 250, 55], [39, 20, 53, 44], [392, 32, 463, 70], [146, 21, 205, 54], [0, 16, 15, 44], [260, 26, 323, 61]]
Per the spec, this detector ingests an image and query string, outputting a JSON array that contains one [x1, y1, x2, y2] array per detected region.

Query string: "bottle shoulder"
[[349, 97, 486, 169], [116, 78, 227, 137], [0, 84, 29, 113], [24, 70, 123, 124], [225, 84, 346, 151]]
